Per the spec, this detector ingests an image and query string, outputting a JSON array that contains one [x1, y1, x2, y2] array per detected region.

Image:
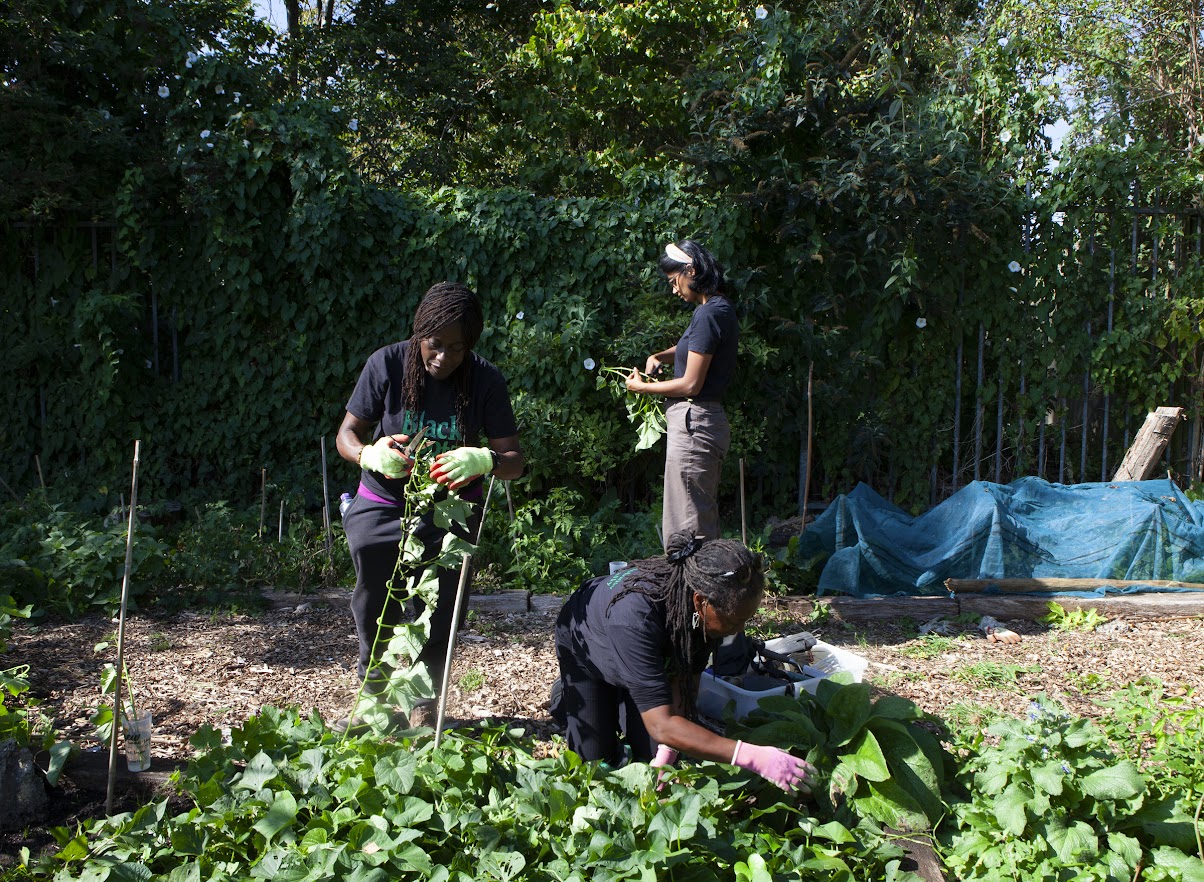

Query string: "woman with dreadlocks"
[[553, 531, 816, 793], [335, 282, 523, 731]]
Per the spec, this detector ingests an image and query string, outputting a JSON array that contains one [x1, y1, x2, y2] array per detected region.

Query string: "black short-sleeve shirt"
[[674, 295, 738, 401], [556, 569, 712, 713], [346, 341, 518, 502]]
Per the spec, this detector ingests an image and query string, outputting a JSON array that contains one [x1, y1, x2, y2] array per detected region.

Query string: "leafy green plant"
[[1094, 679, 1204, 804], [596, 365, 666, 451], [486, 488, 659, 595], [458, 669, 485, 692], [730, 681, 952, 834], [87, 641, 143, 744], [0, 498, 167, 617], [21, 707, 930, 881], [898, 634, 958, 659], [1039, 600, 1107, 632], [951, 661, 1041, 691], [941, 699, 1204, 881]]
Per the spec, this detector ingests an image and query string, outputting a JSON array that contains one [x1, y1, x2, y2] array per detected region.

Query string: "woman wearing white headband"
[[627, 240, 737, 546]]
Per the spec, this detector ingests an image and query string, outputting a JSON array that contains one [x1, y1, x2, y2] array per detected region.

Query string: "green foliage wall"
[[7, 0, 1204, 525]]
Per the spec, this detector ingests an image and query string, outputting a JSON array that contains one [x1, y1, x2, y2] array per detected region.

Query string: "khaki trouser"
[[662, 399, 731, 546]]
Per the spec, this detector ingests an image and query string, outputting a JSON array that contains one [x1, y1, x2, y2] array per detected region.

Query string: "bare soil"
[[5, 590, 1203, 866]]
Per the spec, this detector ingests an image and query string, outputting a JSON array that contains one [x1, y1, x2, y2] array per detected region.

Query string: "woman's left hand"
[[625, 367, 645, 392]]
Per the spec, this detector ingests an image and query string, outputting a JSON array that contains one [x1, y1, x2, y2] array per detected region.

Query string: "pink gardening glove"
[[731, 740, 815, 793], [651, 743, 678, 790]]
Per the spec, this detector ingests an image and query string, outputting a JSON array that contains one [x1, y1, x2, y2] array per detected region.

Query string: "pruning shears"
[[389, 425, 430, 460]]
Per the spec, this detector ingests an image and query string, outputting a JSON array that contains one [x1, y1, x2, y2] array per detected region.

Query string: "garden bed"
[[5, 592, 1203, 869]]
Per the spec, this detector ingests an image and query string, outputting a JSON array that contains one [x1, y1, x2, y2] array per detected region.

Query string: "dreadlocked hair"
[[402, 282, 485, 439], [611, 530, 764, 719]]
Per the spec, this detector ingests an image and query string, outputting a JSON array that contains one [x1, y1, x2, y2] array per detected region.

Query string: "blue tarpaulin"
[[798, 478, 1204, 598]]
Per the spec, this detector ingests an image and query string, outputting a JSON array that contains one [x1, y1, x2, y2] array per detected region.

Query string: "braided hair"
[[611, 530, 764, 718], [401, 282, 484, 440]]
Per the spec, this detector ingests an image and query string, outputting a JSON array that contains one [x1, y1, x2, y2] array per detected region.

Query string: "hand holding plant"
[[597, 365, 666, 451]]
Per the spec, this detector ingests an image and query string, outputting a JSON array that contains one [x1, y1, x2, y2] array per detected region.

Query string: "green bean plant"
[[345, 449, 476, 737]]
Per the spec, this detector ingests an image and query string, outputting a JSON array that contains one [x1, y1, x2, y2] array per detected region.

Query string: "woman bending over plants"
[[553, 531, 815, 793]]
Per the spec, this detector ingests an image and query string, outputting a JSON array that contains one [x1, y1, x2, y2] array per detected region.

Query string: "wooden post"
[[1112, 406, 1184, 481]]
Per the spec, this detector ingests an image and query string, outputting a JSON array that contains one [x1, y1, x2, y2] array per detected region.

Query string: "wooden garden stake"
[[106, 440, 141, 816], [278, 499, 285, 543], [739, 457, 747, 545], [320, 437, 332, 558], [258, 468, 267, 537], [35, 454, 45, 489], [800, 362, 813, 533], [434, 477, 495, 747]]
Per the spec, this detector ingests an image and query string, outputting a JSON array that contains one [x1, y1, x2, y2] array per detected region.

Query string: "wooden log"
[[957, 592, 1204, 620], [467, 590, 531, 613], [773, 592, 1204, 622], [946, 577, 1204, 593], [1112, 406, 1184, 481], [773, 596, 958, 621]]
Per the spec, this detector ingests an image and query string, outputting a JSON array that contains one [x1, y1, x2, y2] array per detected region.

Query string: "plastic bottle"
[[339, 492, 354, 518]]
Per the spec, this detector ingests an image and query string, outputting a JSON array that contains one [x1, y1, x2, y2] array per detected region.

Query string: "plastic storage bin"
[[696, 640, 869, 721]]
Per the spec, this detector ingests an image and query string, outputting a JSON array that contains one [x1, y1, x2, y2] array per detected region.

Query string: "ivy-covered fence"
[[4, 177, 1204, 523]]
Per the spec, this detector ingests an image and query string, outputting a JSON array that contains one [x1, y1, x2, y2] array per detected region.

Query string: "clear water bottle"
[[339, 492, 354, 518]]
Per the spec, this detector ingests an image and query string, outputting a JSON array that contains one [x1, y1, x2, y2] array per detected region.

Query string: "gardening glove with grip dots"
[[358, 437, 411, 479], [431, 446, 493, 489], [732, 740, 814, 793]]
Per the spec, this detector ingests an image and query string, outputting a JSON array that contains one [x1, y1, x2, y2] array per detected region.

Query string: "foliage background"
[[4, 0, 1204, 534]]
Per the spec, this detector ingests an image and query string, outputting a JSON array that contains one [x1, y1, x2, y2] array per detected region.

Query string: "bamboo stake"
[[739, 457, 747, 546], [0, 475, 20, 502], [106, 440, 141, 816], [801, 362, 813, 535], [278, 499, 285, 543], [320, 437, 332, 558], [434, 476, 496, 747], [258, 468, 267, 537], [35, 455, 45, 489]]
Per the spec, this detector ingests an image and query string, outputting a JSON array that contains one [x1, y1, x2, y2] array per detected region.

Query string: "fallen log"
[[946, 577, 1204, 593]]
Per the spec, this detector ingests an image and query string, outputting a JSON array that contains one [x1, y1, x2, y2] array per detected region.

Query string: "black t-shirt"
[[346, 341, 518, 502], [556, 569, 712, 713], [674, 295, 738, 401]]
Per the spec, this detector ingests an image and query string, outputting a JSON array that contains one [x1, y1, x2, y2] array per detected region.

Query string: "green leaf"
[[237, 751, 281, 790], [1079, 762, 1143, 800], [994, 783, 1030, 836], [374, 750, 417, 795], [841, 728, 890, 782], [824, 683, 873, 747], [1044, 816, 1098, 864], [252, 789, 299, 845]]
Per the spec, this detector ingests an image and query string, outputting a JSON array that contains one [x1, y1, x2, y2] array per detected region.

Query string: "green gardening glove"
[[358, 437, 412, 479], [430, 446, 493, 489]]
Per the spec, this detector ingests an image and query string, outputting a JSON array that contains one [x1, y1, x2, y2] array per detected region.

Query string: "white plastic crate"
[[696, 640, 869, 721]]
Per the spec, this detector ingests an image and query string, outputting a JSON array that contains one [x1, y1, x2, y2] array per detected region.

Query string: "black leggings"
[[343, 493, 479, 688], [554, 643, 657, 765]]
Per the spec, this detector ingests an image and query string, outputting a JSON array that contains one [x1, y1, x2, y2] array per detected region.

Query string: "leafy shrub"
[[483, 488, 660, 594], [941, 699, 1204, 881], [0, 496, 167, 617], [161, 501, 352, 609], [729, 680, 953, 834]]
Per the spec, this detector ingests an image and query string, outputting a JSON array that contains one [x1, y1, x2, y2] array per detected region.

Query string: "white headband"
[[665, 242, 693, 265]]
